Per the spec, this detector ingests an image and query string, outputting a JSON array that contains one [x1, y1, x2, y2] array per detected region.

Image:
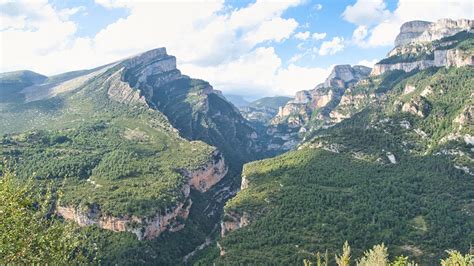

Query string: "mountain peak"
[[323, 64, 371, 88]]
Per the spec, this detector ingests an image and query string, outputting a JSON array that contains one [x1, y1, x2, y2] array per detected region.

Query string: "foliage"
[[0, 169, 86, 264], [440, 250, 474, 266], [356, 243, 389, 266], [335, 241, 351, 266]]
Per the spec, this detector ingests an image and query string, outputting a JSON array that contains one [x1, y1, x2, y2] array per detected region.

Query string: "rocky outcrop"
[[57, 150, 227, 240], [395, 19, 473, 47], [371, 60, 435, 76], [323, 65, 371, 88], [106, 68, 147, 105], [401, 97, 431, 118], [434, 49, 474, 67], [186, 151, 228, 192], [57, 196, 192, 240], [372, 19, 473, 76], [268, 65, 372, 151], [220, 211, 250, 237]]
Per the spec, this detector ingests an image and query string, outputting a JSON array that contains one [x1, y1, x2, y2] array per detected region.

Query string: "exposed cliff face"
[[106, 68, 148, 106], [371, 60, 435, 76], [114, 48, 262, 166], [434, 49, 474, 67], [372, 19, 473, 76], [220, 211, 250, 237], [267, 65, 371, 151], [395, 19, 473, 47], [186, 151, 228, 192], [57, 150, 227, 240], [372, 48, 473, 76], [57, 198, 192, 240], [323, 65, 371, 88]]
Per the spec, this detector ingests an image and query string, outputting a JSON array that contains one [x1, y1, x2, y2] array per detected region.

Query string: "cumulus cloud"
[[356, 58, 379, 68], [342, 0, 390, 26], [318, 37, 344, 56], [181, 47, 330, 97], [294, 31, 310, 40], [314, 4, 323, 11], [1, 0, 321, 96], [312, 32, 327, 41], [344, 0, 474, 48]]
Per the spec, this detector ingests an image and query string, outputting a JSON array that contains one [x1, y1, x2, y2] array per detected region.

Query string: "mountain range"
[[1, 18, 473, 264]]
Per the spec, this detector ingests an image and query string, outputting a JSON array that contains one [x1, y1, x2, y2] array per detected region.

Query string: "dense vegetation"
[[302, 241, 473, 266], [0, 52, 254, 264], [213, 148, 473, 265], [208, 65, 474, 265], [2, 118, 213, 217], [0, 170, 87, 264]]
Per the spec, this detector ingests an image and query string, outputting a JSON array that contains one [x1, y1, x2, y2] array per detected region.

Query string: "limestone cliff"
[[57, 150, 227, 240], [394, 19, 473, 47], [267, 65, 371, 151], [220, 211, 250, 237], [372, 19, 473, 76], [185, 150, 228, 192]]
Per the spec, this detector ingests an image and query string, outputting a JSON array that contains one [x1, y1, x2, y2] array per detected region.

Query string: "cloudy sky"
[[0, 0, 472, 98]]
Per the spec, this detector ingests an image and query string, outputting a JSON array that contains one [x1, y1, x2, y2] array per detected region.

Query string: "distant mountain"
[[266, 64, 372, 151], [223, 94, 251, 107], [239, 96, 292, 125], [248, 96, 292, 109], [213, 19, 474, 265]]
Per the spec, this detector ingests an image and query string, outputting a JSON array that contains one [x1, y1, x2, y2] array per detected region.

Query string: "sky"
[[0, 0, 472, 98]]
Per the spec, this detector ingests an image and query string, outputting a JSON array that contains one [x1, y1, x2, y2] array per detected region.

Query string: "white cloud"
[[351, 25, 368, 45], [181, 47, 330, 97], [294, 31, 310, 40], [59, 6, 86, 20], [244, 17, 298, 44], [0, 0, 77, 71], [289, 53, 304, 63], [1, 0, 311, 97], [356, 58, 378, 68], [318, 37, 344, 56], [345, 0, 474, 48], [342, 0, 390, 26], [312, 32, 326, 41]]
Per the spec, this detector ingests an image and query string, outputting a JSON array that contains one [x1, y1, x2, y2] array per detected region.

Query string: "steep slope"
[[0, 48, 262, 264], [120, 48, 262, 168], [267, 65, 371, 151], [210, 22, 474, 265]]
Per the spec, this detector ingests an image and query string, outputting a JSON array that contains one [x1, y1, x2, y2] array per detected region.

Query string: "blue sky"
[[1, 0, 472, 97]]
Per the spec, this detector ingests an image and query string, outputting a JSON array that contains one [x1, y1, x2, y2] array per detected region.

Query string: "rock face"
[[323, 65, 372, 88], [57, 150, 227, 240], [116, 48, 261, 164], [395, 19, 473, 47], [371, 48, 473, 76], [372, 19, 473, 76], [220, 211, 250, 237], [401, 97, 431, 118], [106, 68, 147, 105], [371, 60, 435, 76], [185, 151, 228, 192], [268, 65, 371, 151], [434, 49, 474, 67]]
